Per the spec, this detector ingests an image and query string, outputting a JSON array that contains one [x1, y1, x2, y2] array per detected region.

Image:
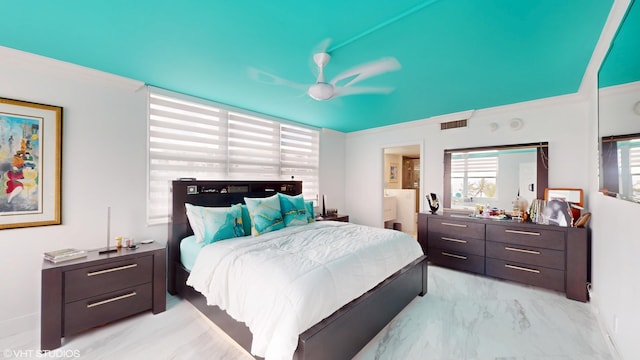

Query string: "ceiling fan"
[[249, 47, 401, 101], [306, 53, 401, 101]]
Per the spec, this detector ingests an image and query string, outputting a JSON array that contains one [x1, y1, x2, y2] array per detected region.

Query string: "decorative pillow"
[[278, 193, 309, 227], [244, 194, 285, 236], [240, 204, 252, 236], [185, 203, 245, 244], [305, 200, 315, 223]]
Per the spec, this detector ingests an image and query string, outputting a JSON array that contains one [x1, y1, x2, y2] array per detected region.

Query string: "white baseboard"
[[589, 291, 623, 360], [0, 312, 38, 339]]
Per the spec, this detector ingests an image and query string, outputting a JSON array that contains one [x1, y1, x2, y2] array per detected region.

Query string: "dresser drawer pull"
[[441, 222, 467, 228], [87, 264, 138, 277], [442, 237, 467, 244], [505, 264, 540, 274], [441, 252, 467, 260], [505, 246, 541, 255], [505, 229, 540, 236], [86, 291, 137, 308]]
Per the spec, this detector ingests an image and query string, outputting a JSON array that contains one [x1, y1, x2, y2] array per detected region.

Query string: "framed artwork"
[[389, 162, 399, 183], [0, 97, 62, 229]]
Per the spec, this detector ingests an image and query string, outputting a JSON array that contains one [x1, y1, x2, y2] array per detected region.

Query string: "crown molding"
[[598, 80, 640, 98], [347, 91, 585, 138], [0, 46, 144, 92]]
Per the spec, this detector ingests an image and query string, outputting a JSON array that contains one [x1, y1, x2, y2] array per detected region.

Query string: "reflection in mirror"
[[601, 134, 640, 202], [444, 143, 548, 212], [598, 0, 640, 204]]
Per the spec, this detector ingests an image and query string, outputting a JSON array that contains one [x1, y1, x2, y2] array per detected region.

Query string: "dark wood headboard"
[[167, 179, 303, 294]]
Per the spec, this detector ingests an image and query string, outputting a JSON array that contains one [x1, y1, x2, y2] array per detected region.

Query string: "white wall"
[[589, 81, 640, 359], [344, 95, 590, 227], [0, 47, 347, 338]]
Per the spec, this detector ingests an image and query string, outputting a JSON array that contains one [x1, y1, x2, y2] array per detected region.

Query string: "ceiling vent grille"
[[440, 119, 468, 130]]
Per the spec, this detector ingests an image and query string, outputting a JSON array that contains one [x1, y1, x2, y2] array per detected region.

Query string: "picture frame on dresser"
[[0, 97, 62, 229]]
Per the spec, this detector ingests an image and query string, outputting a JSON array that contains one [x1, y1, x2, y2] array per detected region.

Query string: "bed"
[[167, 180, 428, 360]]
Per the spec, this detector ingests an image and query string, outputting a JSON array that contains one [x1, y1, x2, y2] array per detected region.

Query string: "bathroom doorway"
[[383, 145, 421, 237]]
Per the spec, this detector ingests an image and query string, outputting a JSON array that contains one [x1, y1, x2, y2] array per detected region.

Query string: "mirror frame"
[[443, 142, 549, 209]]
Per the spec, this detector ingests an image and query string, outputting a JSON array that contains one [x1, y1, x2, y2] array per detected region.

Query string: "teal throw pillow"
[[186, 203, 245, 244], [240, 204, 252, 236], [244, 194, 285, 236], [305, 200, 315, 223], [278, 193, 309, 227]]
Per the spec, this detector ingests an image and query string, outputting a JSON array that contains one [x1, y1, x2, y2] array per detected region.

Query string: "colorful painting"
[[0, 98, 61, 229], [0, 115, 42, 214]]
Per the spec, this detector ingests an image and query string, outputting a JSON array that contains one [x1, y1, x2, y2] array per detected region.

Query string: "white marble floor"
[[1, 266, 614, 360]]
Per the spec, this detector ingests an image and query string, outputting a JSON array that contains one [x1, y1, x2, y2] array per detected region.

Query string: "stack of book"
[[43, 248, 87, 263]]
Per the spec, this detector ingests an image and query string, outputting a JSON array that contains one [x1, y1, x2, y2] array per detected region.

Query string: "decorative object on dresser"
[[43, 248, 87, 263], [41, 242, 166, 350], [418, 213, 589, 302], [0, 97, 62, 230], [427, 192, 440, 214], [169, 180, 427, 360]]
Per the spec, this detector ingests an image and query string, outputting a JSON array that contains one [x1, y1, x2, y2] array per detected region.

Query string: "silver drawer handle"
[[442, 237, 467, 243], [87, 264, 137, 276], [441, 222, 467, 228], [505, 264, 540, 274], [87, 291, 137, 308], [441, 252, 467, 260], [505, 246, 541, 255], [505, 229, 540, 236]]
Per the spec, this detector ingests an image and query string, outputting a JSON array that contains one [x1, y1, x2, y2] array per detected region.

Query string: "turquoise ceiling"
[[599, 0, 640, 88], [0, 1, 613, 132]]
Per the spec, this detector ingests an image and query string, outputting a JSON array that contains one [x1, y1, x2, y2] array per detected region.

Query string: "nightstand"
[[316, 214, 349, 222], [41, 242, 166, 350]]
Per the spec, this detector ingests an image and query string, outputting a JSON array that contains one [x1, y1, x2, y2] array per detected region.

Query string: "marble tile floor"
[[1, 266, 614, 360]]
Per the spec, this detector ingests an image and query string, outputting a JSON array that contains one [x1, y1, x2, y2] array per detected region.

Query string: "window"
[[147, 87, 319, 224], [450, 151, 498, 207]]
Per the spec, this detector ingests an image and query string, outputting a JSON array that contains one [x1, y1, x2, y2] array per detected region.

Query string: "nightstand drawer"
[[428, 218, 485, 240], [65, 256, 153, 302], [429, 248, 484, 275], [486, 224, 565, 250], [429, 234, 485, 256], [64, 283, 152, 336], [486, 241, 565, 270], [486, 258, 565, 292]]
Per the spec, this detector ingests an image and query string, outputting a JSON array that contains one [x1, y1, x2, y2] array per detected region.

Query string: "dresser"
[[418, 213, 589, 302], [41, 243, 166, 350]]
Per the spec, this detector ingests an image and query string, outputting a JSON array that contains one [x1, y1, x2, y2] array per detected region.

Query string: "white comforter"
[[187, 221, 423, 360]]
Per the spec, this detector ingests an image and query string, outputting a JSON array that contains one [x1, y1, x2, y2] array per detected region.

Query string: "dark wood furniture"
[[418, 213, 589, 302], [41, 243, 166, 350], [315, 214, 349, 222], [169, 180, 428, 360]]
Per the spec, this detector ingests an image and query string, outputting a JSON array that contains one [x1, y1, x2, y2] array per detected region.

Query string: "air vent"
[[440, 119, 468, 130]]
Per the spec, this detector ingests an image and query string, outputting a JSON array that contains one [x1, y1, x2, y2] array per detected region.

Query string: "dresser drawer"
[[64, 282, 152, 336], [429, 234, 485, 256], [486, 241, 565, 270], [486, 224, 565, 251], [486, 258, 565, 292], [65, 256, 153, 302], [428, 218, 485, 240], [429, 248, 484, 275]]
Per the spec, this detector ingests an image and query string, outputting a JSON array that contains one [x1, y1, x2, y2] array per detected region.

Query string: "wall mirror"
[[598, 0, 640, 203], [443, 142, 549, 212]]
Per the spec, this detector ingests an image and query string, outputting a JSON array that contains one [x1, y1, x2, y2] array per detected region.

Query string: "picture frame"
[[539, 199, 573, 227], [389, 162, 399, 183], [0, 97, 62, 229]]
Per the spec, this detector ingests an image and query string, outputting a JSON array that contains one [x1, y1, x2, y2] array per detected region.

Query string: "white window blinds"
[[147, 88, 319, 224]]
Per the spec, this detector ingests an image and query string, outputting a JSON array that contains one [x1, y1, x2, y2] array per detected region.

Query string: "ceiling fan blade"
[[333, 85, 395, 98], [330, 57, 401, 87], [247, 67, 309, 90]]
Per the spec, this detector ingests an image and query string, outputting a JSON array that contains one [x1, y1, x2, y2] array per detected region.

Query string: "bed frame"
[[167, 180, 428, 360]]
